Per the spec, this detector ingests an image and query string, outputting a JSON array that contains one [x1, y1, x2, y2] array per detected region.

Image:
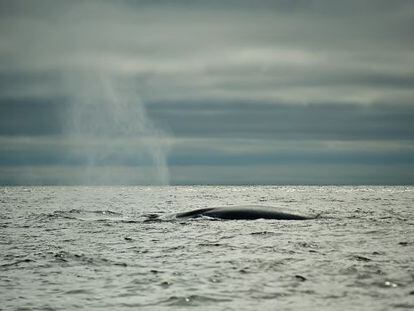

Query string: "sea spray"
[[65, 72, 170, 185]]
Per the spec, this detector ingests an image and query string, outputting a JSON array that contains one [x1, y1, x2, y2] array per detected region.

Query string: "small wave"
[[35, 212, 77, 221], [53, 251, 127, 267], [0, 258, 33, 269], [392, 304, 414, 309], [35, 209, 124, 223], [63, 209, 122, 216], [119, 295, 231, 309], [250, 231, 278, 235], [351, 255, 372, 262], [64, 289, 92, 295], [119, 219, 141, 224], [161, 295, 231, 306], [198, 242, 224, 247]]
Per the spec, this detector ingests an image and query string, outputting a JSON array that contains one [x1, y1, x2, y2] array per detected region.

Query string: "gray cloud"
[[2, 0, 414, 102], [2, 99, 413, 140], [148, 101, 414, 141]]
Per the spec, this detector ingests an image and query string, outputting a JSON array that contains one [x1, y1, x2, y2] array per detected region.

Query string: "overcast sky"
[[1, 0, 413, 185]]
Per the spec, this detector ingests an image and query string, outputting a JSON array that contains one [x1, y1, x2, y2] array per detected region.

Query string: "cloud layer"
[[0, 0, 413, 184]]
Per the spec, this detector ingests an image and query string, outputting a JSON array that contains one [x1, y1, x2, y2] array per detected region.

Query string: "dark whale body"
[[176, 206, 317, 220]]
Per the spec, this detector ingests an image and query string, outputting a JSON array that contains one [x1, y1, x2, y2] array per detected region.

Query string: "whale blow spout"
[[176, 206, 319, 220]]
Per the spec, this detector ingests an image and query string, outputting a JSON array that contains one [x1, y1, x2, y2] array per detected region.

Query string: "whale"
[[175, 205, 319, 220]]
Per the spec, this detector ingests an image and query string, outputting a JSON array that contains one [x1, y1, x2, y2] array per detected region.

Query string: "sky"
[[0, 0, 414, 185]]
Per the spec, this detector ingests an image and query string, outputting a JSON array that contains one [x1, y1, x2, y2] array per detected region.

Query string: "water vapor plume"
[[65, 72, 171, 185]]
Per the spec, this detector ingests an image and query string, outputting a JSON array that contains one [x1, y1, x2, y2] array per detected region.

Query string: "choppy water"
[[1, 186, 413, 310]]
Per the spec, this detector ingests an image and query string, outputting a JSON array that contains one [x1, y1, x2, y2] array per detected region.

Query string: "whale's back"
[[176, 205, 314, 220]]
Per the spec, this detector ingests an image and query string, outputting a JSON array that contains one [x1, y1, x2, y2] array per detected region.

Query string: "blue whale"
[[176, 205, 319, 220]]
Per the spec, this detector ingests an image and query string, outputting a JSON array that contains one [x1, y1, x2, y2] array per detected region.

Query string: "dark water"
[[1, 186, 413, 310]]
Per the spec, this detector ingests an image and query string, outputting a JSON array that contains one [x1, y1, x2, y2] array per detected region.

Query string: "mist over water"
[[64, 72, 170, 185]]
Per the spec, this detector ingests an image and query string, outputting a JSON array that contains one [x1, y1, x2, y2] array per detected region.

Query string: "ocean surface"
[[0, 186, 413, 310]]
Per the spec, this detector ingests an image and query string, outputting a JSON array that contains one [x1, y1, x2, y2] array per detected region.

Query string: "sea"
[[0, 186, 413, 310]]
